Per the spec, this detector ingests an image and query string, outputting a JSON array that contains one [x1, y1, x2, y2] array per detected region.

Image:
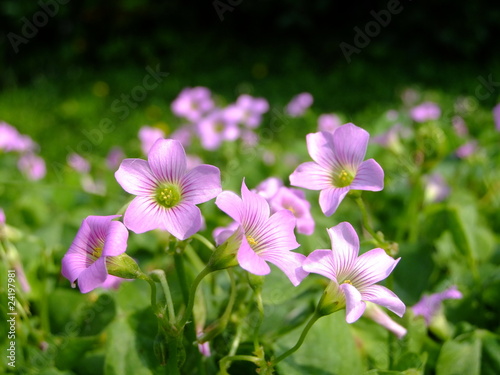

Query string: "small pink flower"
[[0, 122, 36, 153], [106, 147, 125, 171], [171, 87, 214, 123], [225, 94, 269, 128], [412, 286, 462, 325], [17, 153, 46, 180], [455, 140, 478, 159], [138, 126, 165, 155], [452, 116, 468, 137], [290, 123, 384, 216], [303, 222, 405, 323], [61, 215, 129, 293], [197, 109, 239, 150], [410, 102, 441, 123], [254, 177, 283, 200], [286, 92, 313, 117], [424, 173, 450, 203], [317, 114, 341, 133], [269, 187, 315, 235], [115, 139, 221, 240], [68, 153, 90, 174], [215, 180, 307, 286]]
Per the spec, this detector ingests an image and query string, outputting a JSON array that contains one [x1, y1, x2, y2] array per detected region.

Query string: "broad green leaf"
[[436, 335, 481, 375], [275, 312, 363, 375]]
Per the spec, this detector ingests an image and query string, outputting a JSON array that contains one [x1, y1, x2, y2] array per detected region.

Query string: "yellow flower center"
[[246, 236, 258, 247], [92, 246, 103, 259], [342, 279, 352, 285], [333, 169, 354, 188], [285, 205, 296, 215], [155, 184, 181, 208]]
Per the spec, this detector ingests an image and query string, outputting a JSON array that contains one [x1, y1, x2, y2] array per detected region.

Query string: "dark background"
[[1, 0, 500, 112]]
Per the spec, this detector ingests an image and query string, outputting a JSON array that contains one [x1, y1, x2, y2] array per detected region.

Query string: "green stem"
[[174, 252, 190, 305], [253, 290, 265, 352], [191, 233, 216, 251], [355, 197, 384, 245], [150, 270, 176, 323], [166, 337, 181, 375], [272, 312, 322, 365], [177, 266, 213, 329], [139, 273, 158, 314]]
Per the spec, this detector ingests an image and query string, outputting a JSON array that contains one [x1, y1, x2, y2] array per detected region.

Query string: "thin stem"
[[253, 290, 265, 352], [177, 266, 213, 329], [139, 273, 158, 313], [191, 233, 216, 251], [174, 251, 190, 306], [272, 312, 322, 365], [150, 270, 176, 323], [354, 196, 384, 245], [166, 337, 181, 375]]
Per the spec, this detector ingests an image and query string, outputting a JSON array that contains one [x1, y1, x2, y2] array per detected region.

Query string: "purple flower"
[[424, 173, 450, 203], [302, 222, 405, 323], [318, 113, 341, 133], [68, 153, 90, 174], [101, 275, 128, 290], [197, 109, 240, 150], [170, 125, 194, 147], [0, 208, 5, 227], [138, 126, 165, 155], [455, 140, 478, 159], [254, 177, 283, 200], [410, 102, 441, 123], [0, 122, 36, 153], [225, 94, 269, 128], [106, 147, 125, 171], [61, 215, 128, 293], [115, 139, 222, 240], [269, 187, 315, 235], [171, 87, 215, 123], [215, 180, 307, 286], [286, 92, 313, 117], [17, 153, 46, 180], [290, 123, 384, 216], [213, 221, 239, 246], [412, 286, 462, 325], [493, 103, 500, 132]]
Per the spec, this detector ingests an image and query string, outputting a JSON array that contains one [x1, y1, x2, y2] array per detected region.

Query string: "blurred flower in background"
[[424, 173, 451, 203], [225, 94, 269, 128], [412, 286, 462, 325], [317, 113, 341, 133], [410, 101, 441, 122], [286, 92, 313, 117], [171, 86, 215, 123], [138, 125, 165, 155]]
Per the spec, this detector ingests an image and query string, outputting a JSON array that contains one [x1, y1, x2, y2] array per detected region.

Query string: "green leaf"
[[436, 335, 481, 375], [275, 312, 363, 375]]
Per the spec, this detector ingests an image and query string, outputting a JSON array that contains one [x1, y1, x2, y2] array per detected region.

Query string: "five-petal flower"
[[302, 222, 405, 323], [115, 139, 222, 240], [215, 180, 307, 286], [290, 123, 384, 216]]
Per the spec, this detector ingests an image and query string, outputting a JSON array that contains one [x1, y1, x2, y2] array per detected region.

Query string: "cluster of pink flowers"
[[0, 121, 46, 180]]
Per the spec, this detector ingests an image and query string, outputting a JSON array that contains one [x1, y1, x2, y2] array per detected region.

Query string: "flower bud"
[[106, 253, 142, 279]]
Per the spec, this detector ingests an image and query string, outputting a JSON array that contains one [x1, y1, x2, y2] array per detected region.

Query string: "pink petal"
[[148, 139, 187, 182], [351, 249, 400, 289], [331, 123, 369, 170], [362, 285, 406, 317], [102, 220, 129, 257], [124, 196, 166, 234], [326, 222, 359, 278], [319, 186, 350, 216], [237, 236, 271, 275], [61, 252, 89, 283], [289, 162, 332, 190], [182, 165, 222, 204], [162, 202, 202, 240], [302, 249, 337, 280], [240, 181, 270, 230], [115, 159, 157, 195], [306, 132, 337, 169], [254, 210, 299, 253], [77, 257, 108, 293], [261, 250, 308, 286], [350, 159, 384, 191], [215, 191, 243, 223], [341, 283, 366, 323]]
